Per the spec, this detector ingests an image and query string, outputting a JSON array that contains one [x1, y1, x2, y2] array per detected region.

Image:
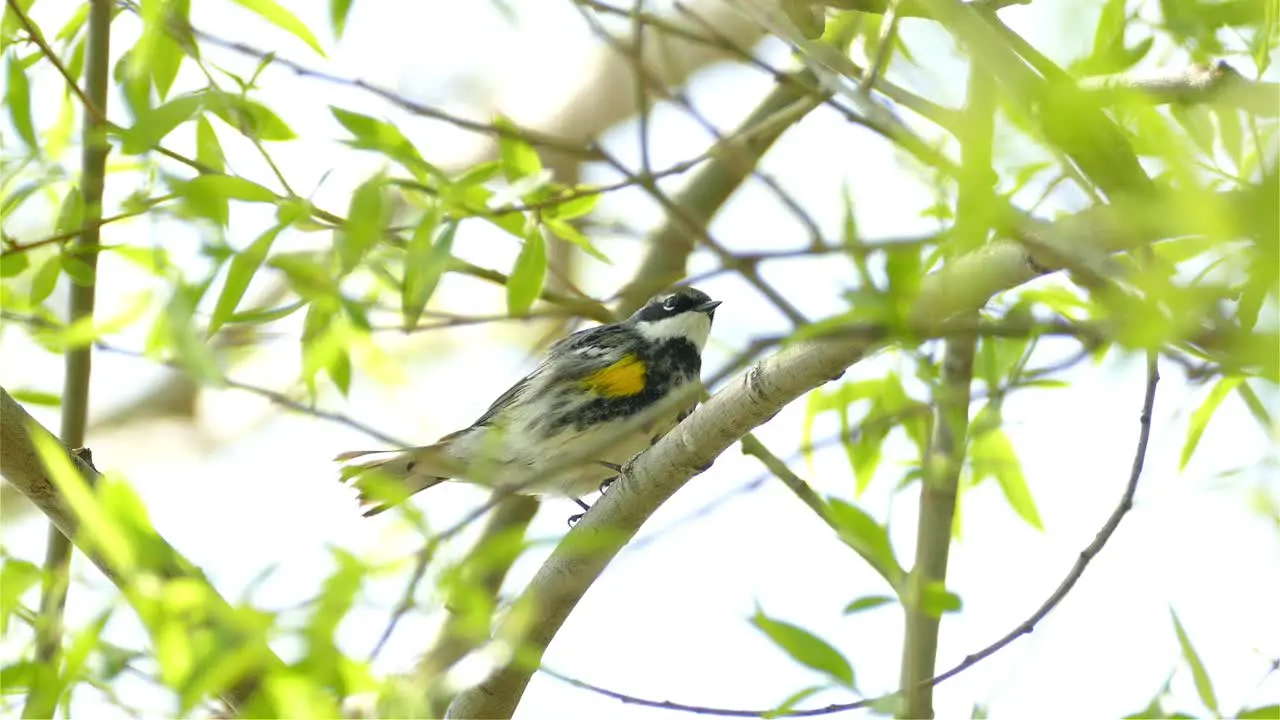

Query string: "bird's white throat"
[[635, 312, 713, 349]]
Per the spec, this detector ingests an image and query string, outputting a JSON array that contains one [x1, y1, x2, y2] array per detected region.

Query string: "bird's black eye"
[[662, 295, 680, 311]]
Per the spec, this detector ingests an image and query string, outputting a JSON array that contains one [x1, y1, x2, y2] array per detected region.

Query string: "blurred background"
[[1, 0, 1277, 717]]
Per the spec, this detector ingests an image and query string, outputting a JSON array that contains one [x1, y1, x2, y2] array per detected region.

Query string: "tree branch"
[[616, 69, 828, 314], [899, 55, 993, 720], [1079, 61, 1280, 117], [27, 2, 112, 715], [0, 388, 286, 714], [535, 352, 1161, 718]]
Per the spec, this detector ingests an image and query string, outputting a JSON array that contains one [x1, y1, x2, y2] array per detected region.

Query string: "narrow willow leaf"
[[0, 251, 28, 277], [543, 218, 609, 262], [506, 227, 546, 315], [1170, 609, 1219, 715], [29, 255, 62, 304], [0, 558, 41, 633], [495, 115, 542, 181], [9, 389, 60, 406], [330, 0, 354, 38], [227, 299, 306, 325], [227, 0, 326, 56], [149, 7, 187, 101], [1215, 108, 1243, 170], [30, 433, 135, 572], [765, 686, 825, 719], [1180, 377, 1240, 470], [120, 92, 203, 154], [921, 582, 963, 617], [5, 52, 36, 149], [330, 107, 432, 178], [826, 498, 902, 586], [972, 428, 1043, 530], [339, 178, 386, 274], [842, 595, 895, 615], [175, 174, 277, 204], [205, 92, 296, 141], [166, 282, 224, 386], [208, 224, 286, 337], [547, 190, 600, 221], [1235, 382, 1273, 433], [54, 3, 90, 40], [402, 216, 456, 328], [752, 609, 855, 689], [195, 116, 226, 172]]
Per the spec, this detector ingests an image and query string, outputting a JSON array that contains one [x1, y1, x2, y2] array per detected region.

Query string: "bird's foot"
[[568, 497, 590, 527], [599, 476, 618, 494]]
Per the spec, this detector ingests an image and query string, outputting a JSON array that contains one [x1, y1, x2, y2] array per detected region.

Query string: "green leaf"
[[9, 389, 60, 406], [971, 428, 1042, 530], [0, 558, 41, 634], [506, 226, 546, 315], [205, 92, 295, 141], [495, 115, 542, 181], [338, 178, 386, 274], [402, 215, 456, 328], [270, 252, 336, 300], [175, 174, 277, 204], [165, 281, 225, 386], [1170, 609, 1219, 716], [1180, 377, 1239, 470], [1235, 381, 1273, 434], [0, 661, 38, 693], [841, 595, 895, 615], [765, 686, 825, 719], [55, 188, 84, 235], [227, 0, 326, 57], [1239, 706, 1280, 719], [1169, 105, 1216, 157], [546, 189, 600, 220], [921, 581, 962, 617], [826, 498, 903, 587], [5, 52, 36, 150], [55, 4, 90, 41], [1215, 108, 1243, 170], [30, 433, 136, 572], [196, 116, 226, 173], [228, 298, 305, 325], [330, 0, 354, 38], [120, 92, 204, 154], [0, 251, 29, 278], [330, 107, 432, 178], [208, 224, 286, 336], [752, 609, 855, 689], [543, 218, 609, 262], [150, 0, 189, 99]]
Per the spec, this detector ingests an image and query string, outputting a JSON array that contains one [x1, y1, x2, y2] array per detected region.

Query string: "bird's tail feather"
[[336, 445, 459, 516]]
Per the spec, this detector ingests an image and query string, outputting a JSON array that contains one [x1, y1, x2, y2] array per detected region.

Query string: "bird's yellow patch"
[[579, 354, 647, 397]]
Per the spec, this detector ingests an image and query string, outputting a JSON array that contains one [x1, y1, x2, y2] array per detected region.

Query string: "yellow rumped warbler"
[[336, 286, 721, 517]]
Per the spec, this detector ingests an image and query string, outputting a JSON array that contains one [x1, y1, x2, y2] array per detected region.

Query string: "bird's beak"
[[694, 299, 722, 315]]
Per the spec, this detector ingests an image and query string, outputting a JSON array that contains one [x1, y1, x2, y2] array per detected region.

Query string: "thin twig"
[[93, 343, 410, 447], [4, 0, 106, 123]]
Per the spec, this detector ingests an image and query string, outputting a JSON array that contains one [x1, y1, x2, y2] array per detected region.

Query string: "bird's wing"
[[468, 324, 637, 427]]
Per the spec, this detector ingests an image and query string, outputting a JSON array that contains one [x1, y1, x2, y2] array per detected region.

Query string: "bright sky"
[[2, 0, 1278, 718]]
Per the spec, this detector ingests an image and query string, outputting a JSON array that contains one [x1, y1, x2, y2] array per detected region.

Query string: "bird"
[[336, 286, 721, 518]]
